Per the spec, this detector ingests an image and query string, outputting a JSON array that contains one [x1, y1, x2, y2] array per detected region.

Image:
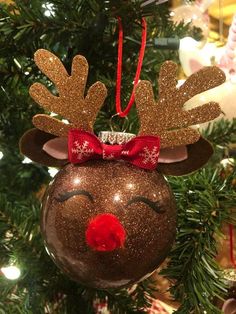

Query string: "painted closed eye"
[[56, 190, 94, 203], [126, 196, 165, 213], [55, 190, 94, 220]]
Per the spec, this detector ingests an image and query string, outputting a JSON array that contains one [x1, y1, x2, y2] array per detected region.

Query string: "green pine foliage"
[[0, 1, 235, 313]]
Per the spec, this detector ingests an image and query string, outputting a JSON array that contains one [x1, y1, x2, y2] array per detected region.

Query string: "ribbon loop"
[[116, 17, 147, 117]]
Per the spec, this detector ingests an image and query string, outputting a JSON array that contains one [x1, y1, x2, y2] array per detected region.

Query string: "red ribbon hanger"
[[115, 17, 147, 117], [229, 224, 236, 268]]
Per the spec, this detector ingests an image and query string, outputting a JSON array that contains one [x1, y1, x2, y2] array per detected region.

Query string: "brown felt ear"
[[157, 137, 213, 176], [19, 128, 67, 168]]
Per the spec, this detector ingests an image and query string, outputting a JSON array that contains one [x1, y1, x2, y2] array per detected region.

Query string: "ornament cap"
[[99, 131, 136, 145]]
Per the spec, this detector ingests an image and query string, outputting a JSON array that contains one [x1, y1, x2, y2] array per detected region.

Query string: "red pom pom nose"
[[85, 213, 126, 252]]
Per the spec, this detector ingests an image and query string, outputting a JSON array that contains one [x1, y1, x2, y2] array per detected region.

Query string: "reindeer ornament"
[[20, 49, 225, 289]]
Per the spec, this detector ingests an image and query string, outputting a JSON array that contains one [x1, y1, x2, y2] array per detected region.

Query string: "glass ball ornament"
[[41, 160, 177, 289], [214, 269, 236, 313], [171, 4, 209, 40]]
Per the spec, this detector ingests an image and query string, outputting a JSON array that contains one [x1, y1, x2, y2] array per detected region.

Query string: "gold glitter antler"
[[30, 49, 107, 136], [135, 61, 226, 148]]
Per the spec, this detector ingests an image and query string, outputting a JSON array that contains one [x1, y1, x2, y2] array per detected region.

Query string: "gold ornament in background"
[[208, 0, 235, 44], [171, 0, 235, 44], [209, 0, 236, 26], [151, 264, 180, 311], [0, 0, 13, 4]]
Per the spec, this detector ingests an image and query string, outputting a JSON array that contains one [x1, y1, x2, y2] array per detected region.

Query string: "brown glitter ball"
[[41, 161, 176, 289]]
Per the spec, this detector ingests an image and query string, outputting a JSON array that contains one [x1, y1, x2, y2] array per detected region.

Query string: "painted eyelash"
[[126, 196, 165, 213], [56, 190, 94, 203]]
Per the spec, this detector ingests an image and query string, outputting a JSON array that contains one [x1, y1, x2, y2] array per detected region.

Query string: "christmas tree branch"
[[163, 165, 236, 313]]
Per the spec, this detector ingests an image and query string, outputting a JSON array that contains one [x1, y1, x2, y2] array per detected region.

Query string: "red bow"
[[68, 130, 160, 170]]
